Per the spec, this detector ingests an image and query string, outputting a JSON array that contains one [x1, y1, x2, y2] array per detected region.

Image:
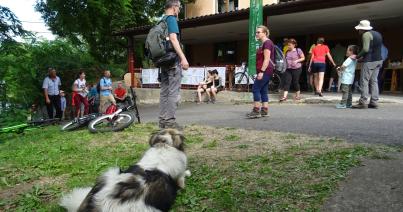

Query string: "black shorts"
[[312, 63, 326, 73]]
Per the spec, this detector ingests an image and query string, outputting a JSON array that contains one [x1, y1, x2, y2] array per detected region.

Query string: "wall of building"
[[188, 43, 215, 65], [239, 0, 278, 9], [185, 0, 216, 18], [236, 40, 249, 63], [185, 0, 278, 18]]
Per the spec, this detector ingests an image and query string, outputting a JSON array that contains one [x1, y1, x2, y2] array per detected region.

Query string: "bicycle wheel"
[[88, 112, 134, 133], [61, 120, 84, 131], [269, 73, 282, 93], [233, 72, 250, 92]]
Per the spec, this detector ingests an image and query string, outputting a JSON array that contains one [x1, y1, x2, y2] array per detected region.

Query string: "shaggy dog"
[[60, 129, 190, 212]]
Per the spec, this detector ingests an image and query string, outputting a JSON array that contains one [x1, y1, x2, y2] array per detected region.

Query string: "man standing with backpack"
[[157, 0, 189, 130]]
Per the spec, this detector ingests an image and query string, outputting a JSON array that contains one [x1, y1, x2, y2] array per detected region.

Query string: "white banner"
[[141, 66, 227, 85], [181, 67, 205, 85], [141, 68, 159, 84]]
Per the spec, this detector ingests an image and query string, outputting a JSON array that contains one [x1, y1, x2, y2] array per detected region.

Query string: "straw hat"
[[355, 20, 373, 30]]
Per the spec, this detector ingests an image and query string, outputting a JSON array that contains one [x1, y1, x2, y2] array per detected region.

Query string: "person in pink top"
[[308, 37, 336, 97], [280, 38, 305, 102]]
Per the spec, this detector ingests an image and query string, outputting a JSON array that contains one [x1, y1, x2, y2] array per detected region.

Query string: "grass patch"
[[0, 124, 397, 211], [202, 140, 218, 149], [224, 134, 240, 142]]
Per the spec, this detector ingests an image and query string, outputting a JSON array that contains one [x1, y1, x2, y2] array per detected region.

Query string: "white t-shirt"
[[74, 79, 87, 97], [341, 58, 357, 85]]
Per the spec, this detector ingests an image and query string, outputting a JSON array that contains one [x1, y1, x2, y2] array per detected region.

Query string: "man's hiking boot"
[[246, 108, 261, 119], [260, 107, 269, 117], [368, 103, 379, 109], [352, 103, 368, 109]]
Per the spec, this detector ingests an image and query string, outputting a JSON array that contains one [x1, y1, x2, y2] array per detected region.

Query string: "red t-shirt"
[[312, 44, 330, 63], [114, 88, 126, 98], [256, 39, 275, 74]]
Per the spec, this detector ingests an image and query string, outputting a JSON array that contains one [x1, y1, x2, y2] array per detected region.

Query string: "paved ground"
[[322, 152, 403, 212], [139, 100, 403, 145]]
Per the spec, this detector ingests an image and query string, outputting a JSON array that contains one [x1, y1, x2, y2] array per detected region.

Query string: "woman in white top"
[[73, 71, 89, 117]]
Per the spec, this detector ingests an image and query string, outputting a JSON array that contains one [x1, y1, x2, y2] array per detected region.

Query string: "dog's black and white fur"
[[60, 129, 190, 212]]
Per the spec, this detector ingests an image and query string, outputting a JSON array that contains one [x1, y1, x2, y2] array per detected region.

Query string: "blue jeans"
[[252, 73, 271, 102]]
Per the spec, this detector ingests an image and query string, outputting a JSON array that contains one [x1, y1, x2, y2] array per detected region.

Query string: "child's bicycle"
[[233, 62, 282, 93], [0, 118, 60, 134], [61, 87, 140, 132]]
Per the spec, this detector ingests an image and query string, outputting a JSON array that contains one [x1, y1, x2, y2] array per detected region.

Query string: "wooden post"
[[127, 36, 137, 88], [225, 0, 229, 12]]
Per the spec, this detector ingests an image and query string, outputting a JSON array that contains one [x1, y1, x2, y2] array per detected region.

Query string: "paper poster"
[[181, 67, 205, 85], [141, 66, 228, 85], [141, 68, 159, 84]]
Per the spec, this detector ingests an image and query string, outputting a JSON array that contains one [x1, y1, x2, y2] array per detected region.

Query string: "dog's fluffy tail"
[[60, 187, 91, 212]]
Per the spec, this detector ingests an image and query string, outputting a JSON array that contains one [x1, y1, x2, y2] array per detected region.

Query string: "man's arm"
[[42, 78, 50, 104], [357, 32, 372, 58], [169, 33, 189, 70]]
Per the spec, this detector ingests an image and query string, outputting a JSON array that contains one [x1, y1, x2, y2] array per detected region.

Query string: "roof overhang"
[[113, 0, 381, 37]]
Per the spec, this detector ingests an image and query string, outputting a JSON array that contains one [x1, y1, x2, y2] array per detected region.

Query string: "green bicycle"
[[0, 118, 60, 134]]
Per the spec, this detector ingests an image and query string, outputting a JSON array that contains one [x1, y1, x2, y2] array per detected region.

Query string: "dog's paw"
[[185, 170, 191, 177]]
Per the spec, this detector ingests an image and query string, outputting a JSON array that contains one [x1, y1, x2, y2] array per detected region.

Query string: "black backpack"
[[145, 16, 177, 67]]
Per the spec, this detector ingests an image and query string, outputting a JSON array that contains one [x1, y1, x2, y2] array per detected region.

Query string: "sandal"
[[279, 97, 287, 102], [294, 96, 301, 101]]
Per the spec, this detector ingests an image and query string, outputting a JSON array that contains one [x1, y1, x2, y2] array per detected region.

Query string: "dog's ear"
[[172, 132, 185, 151], [149, 131, 163, 147]]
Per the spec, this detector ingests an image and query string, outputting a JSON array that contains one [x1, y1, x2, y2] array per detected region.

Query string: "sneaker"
[[246, 108, 261, 119], [335, 103, 347, 109], [368, 103, 378, 109], [318, 92, 324, 97], [352, 103, 368, 109], [260, 108, 270, 117]]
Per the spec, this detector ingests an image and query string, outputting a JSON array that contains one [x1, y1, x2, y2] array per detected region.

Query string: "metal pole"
[[127, 36, 137, 88]]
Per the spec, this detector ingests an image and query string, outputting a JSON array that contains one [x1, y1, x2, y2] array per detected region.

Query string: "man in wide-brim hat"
[[352, 20, 384, 109]]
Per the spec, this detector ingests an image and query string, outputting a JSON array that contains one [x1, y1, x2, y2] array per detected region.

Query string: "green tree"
[[0, 5, 31, 42], [35, 0, 194, 63]]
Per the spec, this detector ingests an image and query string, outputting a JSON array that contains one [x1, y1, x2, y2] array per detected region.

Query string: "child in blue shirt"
[[336, 45, 359, 109]]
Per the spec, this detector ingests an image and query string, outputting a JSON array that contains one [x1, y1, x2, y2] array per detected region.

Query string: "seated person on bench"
[[197, 70, 214, 104], [114, 82, 132, 105], [206, 69, 224, 104]]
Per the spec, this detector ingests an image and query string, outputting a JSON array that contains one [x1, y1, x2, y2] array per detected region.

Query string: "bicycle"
[[1, 118, 60, 134], [233, 63, 282, 93], [61, 87, 141, 132], [233, 62, 255, 92]]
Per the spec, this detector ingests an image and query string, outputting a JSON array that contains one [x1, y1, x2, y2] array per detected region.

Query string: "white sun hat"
[[355, 20, 373, 30]]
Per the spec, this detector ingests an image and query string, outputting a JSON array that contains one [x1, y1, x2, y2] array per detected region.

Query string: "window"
[[216, 0, 238, 13]]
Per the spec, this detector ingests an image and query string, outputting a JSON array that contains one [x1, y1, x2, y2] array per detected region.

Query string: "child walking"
[[336, 45, 359, 109]]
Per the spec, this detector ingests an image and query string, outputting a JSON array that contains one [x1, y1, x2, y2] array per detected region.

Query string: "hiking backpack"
[[270, 45, 288, 74], [145, 16, 177, 67]]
